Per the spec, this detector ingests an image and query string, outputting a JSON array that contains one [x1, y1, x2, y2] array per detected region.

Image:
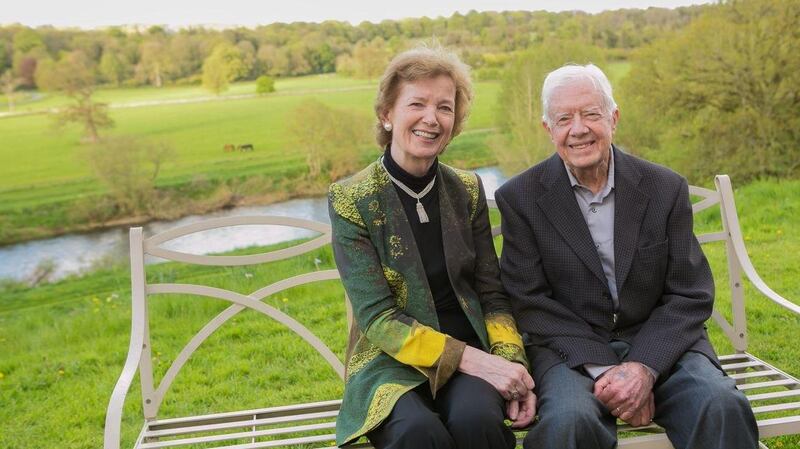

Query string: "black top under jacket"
[[383, 148, 480, 347]]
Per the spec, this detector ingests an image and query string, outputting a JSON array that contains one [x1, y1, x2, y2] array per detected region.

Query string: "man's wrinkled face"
[[543, 80, 618, 173]]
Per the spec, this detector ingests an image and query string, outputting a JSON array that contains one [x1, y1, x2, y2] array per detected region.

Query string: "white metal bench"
[[105, 175, 800, 449]]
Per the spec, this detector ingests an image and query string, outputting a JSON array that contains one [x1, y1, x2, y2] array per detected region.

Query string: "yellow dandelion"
[[282, 297, 289, 303], [58, 369, 64, 376], [0, 372, 5, 380]]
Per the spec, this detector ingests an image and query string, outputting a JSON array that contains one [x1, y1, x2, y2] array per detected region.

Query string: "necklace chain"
[[381, 156, 435, 223]]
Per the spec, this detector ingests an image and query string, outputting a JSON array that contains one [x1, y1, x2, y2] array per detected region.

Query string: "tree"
[[37, 51, 113, 143], [99, 47, 129, 86], [255, 44, 287, 76], [0, 43, 10, 73], [201, 42, 246, 94], [284, 43, 312, 76], [491, 40, 605, 175], [255, 75, 275, 94], [617, 0, 800, 182], [288, 99, 371, 184], [304, 42, 336, 73], [201, 55, 229, 94], [168, 33, 205, 80], [1, 69, 22, 112], [10, 28, 47, 88], [136, 38, 170, 87], [336, 38, 391, 79], [235, 40, 256, 78], [12, 28, 44, 54], [83, 136, 174, 214], [13, 55, 39, 88]]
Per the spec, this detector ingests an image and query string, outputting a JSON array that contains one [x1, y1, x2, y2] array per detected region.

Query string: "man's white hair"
[[541, 63, 617, 126]]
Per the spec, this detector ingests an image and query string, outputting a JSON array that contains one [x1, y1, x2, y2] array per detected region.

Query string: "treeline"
[[492, 0, 800, 183], [0, 6, 706, 89]]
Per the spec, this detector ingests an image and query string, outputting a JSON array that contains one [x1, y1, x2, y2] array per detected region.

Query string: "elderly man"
[[495, 64, 758, 449]]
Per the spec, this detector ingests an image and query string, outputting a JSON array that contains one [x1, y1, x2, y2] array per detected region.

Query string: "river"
[[0, 167, 508, 282]]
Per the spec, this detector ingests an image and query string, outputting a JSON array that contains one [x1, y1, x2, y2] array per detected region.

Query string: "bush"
[[288, 99, 371, 185], [255, 75, 275, 94], [81, 136, 175, 214]]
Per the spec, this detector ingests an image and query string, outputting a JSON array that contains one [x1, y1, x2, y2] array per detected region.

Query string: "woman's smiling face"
[[383, 75, 456, 176]]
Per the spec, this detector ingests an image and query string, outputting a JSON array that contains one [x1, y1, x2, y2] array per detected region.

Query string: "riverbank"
[[0, 163, 505, 283], [0, 127, 498, 248]]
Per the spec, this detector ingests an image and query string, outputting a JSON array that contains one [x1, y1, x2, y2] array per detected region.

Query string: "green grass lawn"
[[0, 178, 798, 449]]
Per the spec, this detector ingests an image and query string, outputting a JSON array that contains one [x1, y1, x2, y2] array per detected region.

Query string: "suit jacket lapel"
[[613, 147, 649, 292], [537, 154, 608, 285]]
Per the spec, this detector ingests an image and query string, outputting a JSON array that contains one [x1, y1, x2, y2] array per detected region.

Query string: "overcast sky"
[[1, 0, 715, 29]]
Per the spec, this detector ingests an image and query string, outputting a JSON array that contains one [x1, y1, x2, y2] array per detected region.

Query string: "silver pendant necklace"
[[381, 156, 436, 224]]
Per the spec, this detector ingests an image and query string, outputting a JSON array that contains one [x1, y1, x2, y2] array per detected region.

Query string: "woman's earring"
[[383, 122, 393, 132]]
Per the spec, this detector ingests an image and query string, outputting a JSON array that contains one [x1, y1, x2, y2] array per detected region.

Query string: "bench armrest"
[[717, 175, 800, 316]]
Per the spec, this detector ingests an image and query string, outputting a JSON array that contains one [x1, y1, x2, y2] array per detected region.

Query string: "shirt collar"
[[564, 146, 615, 195]]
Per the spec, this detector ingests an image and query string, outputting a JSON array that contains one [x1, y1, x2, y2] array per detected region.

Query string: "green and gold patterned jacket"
[[328, 159, 528, 446]]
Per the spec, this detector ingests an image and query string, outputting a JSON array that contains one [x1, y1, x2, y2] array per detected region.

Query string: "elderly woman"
[[328, 47, 535, 449]]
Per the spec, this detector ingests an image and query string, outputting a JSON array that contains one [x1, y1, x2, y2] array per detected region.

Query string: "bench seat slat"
[[730, 370, 780, 380], [755, 416, 800, 439], [747, 390, 800, 402], [145, 411, 338, 438], [752, 402, 800, 414], [616, 434, 674, 448], [722, 361, 765, 370], [140, 422, 336, 449], [738, 379, 798, 391], [148, 400, 341, 428], [719, 354, 751, 362], [205, 433, 336, 449], [617, 423, 661, 432]]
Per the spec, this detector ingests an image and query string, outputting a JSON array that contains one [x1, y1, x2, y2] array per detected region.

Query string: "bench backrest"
[[104, 217, 345, 446], [106, 174, 800, 442]]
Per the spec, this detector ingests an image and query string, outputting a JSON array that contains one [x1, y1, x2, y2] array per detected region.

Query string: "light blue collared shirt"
[[564, 150, 617, 309]]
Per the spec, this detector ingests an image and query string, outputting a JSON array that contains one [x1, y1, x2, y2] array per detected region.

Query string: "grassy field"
[[0, 74, 501, 244], [0, 178, 798, 449], [0, 74, 499, 192]]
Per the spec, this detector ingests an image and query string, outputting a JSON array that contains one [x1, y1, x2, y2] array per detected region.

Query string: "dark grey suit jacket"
[[496, 147, 717, 381]]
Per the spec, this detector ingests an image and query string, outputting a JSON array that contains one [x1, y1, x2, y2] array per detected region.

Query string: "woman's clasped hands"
[[458, 346, 537, 428]]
